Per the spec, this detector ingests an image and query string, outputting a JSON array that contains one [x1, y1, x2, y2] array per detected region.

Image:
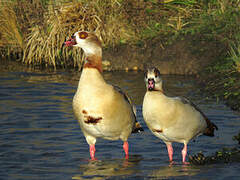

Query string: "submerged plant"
[[233, 132, 240, 144], [189, 147, 240, 165], [191, 131, 240, 165]]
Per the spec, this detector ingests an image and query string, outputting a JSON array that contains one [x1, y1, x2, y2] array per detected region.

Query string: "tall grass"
[[229, 41, 240, 72], [0, 0, 46, 59], [22, 0, 137, 69], [0, 0, 240, 70], [0, 1, 23, 52]]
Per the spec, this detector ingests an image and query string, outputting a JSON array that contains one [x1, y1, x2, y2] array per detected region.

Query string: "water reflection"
[[148, 164, 201, 179], [72, 155, 142, 179]]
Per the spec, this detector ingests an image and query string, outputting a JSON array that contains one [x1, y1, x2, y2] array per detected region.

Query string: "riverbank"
[[102, 34, 240, 111], [0, 0, 239, 111], [1, 1, 239, 69], [199, 59, 240, 111], [102, 35, 224, 74]]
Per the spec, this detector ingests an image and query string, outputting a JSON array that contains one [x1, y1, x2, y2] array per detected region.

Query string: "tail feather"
[[204, 121, 218, 137], [132, 121, 144, 133]]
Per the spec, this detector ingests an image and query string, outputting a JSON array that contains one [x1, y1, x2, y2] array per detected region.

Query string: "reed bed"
[[0, 1, 23, 53], [22, 0, 137, 69], [0, 0, 239, 70]]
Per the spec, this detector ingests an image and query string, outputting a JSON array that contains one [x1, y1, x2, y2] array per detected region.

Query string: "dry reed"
[[1, 0, 239, 70], [0, 1, 23, 50], [22, 0, 137, 69]]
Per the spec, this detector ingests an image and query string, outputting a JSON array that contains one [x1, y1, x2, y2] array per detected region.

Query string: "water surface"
[[0, 62, 240, 180]]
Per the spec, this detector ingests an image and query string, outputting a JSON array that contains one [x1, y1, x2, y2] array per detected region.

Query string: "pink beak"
[[64, 36, 77, 47], [148, 79, 155, 90]]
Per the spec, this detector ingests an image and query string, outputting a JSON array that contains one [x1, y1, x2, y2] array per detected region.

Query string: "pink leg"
[[166, 143, 173, 162], [123, 141, 129, 159], [182, 144, 189, 164], [89, 144, 96, 160]]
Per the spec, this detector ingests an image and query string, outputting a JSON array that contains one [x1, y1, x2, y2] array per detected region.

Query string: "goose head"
[[144, 67, 163, 91], [64, 31, 102, 57], [64, 31, 103, 72]]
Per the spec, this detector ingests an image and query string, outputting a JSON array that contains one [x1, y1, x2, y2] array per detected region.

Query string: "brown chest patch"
[[84, 63, 102, 73], [82, 110, 88, 114], [84, 115, 102, 125], [152, 129, 163, 133]]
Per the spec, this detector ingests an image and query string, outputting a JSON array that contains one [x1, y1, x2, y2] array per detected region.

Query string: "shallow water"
[[0, 63, 240, 180]]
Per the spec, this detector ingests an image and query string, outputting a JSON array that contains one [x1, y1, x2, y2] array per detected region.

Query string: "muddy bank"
[[103, 36, 224, 75], [103, 35, 240, 112]]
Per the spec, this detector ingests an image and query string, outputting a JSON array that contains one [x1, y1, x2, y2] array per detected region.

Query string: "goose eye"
[[79, 32, 88, 39]]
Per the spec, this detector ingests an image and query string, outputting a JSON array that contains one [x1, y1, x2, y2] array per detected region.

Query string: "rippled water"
[[0, 62, 240, 180]]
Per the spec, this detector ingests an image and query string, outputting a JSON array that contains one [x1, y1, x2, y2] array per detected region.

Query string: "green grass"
[[229, 41, 240, 72]]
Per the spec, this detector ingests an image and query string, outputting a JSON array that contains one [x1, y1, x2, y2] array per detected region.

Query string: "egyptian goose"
[[64, 31, 143, 160], [142, 67, 218, 164]]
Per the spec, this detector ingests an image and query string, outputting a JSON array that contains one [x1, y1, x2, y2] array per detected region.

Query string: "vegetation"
[[189, 147, 240, 165], [233, 132, 240, 144], [190, 131, 240, 165], [229, 41, 240, 72], [0, 0, 239, 71], [0, 0, 138, 69]]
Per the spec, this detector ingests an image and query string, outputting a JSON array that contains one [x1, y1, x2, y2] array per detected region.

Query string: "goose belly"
[[143, 93, 206, 143], [73, 86, 134, 140]]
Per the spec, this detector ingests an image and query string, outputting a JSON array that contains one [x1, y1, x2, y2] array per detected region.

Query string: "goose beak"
[[148, 78, 155, 91], [63, 35, 77, 47]]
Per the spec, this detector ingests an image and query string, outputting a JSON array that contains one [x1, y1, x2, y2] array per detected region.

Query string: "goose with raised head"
[[64, 31, 143, 160], [142, 67, 218, 164]]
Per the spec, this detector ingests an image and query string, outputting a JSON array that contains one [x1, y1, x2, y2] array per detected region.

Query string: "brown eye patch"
[[144, 71, 148, 78], [79, 31, 88, 39], [154, 68, 160, 78]]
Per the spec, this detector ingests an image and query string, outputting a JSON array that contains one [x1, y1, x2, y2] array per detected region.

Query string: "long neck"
[[77, 67, 106, 93], [83, 54, 102, 73]]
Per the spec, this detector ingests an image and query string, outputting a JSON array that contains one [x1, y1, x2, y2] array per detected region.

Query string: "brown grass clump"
[[22, 0, 137, 69], [0, 1, 23, 52], [0, 0, 46, 60]]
